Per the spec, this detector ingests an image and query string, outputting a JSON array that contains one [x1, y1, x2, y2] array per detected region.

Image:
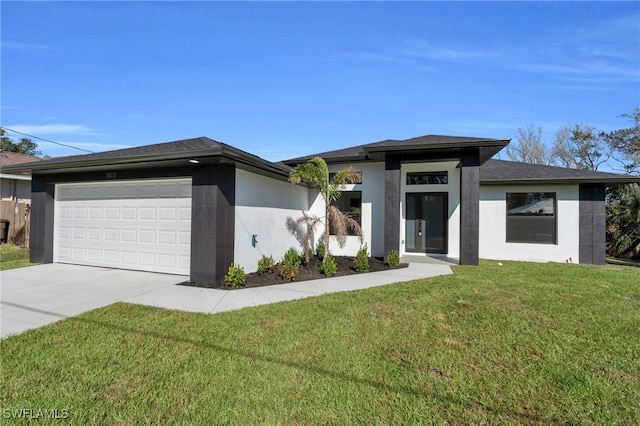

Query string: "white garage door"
[[55, 179, 192, 275]]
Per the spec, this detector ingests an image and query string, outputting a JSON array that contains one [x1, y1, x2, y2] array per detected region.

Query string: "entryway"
[[405, 192, 448, 254]]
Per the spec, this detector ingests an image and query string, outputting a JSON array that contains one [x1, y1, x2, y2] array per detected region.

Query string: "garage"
[[55, 178, 192, 275]]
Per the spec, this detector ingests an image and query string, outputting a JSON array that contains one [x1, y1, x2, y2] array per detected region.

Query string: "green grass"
[[0, 244, 33, 270], [1, 261, 639, 424]]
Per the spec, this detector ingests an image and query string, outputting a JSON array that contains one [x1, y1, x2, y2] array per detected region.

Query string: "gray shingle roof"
[[480, 159, 640, 185], [283, 134, 510, 165], [1, 136, 291, 178], [3, 135, 636, 186]]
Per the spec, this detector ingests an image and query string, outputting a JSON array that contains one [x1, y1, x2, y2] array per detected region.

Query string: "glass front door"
[[405, 192, 448, 254]]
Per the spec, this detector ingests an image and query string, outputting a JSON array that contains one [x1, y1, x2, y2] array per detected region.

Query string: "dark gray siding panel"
[[190, 164, 236, 284], [29, 177, 54, 264], [384, 156, 401, 262], [459, 153, 480, 265], [579, 184, 606, 265]]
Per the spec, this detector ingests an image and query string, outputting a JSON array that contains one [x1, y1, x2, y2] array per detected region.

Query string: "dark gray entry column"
[[459, 153, 480, 265], [579, 183, 606, 265], [190, 164, 236, 283], [29, 176, 55, 264], [384, 156, 401, 263]]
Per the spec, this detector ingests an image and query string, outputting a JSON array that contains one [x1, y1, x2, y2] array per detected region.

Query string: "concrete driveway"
[[1, 261, 453, 338], [1, 264, 187, 338]]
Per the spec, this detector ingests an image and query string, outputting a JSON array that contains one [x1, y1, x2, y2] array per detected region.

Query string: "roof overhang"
[[0, 173, 32, 181], [1, 144, 292, 182], [362, 140, 509, 164], [283, 136, 511, 166]]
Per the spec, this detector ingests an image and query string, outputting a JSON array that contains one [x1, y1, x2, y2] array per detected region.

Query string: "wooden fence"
[[0, 200, 30, 248]]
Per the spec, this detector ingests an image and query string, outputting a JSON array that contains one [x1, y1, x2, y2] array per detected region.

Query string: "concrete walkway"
[[1, 262, 452, 338]]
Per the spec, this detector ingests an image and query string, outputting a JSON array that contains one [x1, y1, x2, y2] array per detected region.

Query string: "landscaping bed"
[[179, 256, 407, 289]]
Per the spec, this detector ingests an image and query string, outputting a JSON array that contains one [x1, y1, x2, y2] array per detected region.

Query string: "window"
[[506, 192, 557, 244], [330, 191, 362, 236], [406, 171, 448, 185]]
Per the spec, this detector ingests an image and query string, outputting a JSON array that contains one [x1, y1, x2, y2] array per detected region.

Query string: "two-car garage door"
[[55, 179, 192, 275]]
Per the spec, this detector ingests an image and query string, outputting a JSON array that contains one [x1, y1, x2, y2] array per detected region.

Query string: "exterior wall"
[[399, 161, 461, 259], [234, 169, 314, 272], [479, 185, 580, 263]]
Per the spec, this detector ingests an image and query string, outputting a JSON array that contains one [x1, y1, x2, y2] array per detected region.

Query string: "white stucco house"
[[3, 135, 638, 284]]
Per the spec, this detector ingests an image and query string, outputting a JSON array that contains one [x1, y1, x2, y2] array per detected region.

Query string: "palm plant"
[[289, 157, 363, 261]]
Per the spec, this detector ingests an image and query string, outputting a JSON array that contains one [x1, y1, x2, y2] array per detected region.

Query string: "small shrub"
[[257, 255, 275, 275], [316, 242, 326, 260], [387, 250, 400, 268], [279, 248, 301, 280], [224, 264, 246, 288], [353, 244, 369, 272], [322, 255, 337, 277]]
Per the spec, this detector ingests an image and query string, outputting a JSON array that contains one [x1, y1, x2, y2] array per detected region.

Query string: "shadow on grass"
[[4, 300, 560, 424]]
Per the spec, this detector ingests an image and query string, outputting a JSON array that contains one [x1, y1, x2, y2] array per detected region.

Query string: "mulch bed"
[[178, 256, 408, 290]]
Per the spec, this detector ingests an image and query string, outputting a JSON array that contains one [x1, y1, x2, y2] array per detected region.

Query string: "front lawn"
[[0, 243, 32, 271], [1, 261, 639, 424]]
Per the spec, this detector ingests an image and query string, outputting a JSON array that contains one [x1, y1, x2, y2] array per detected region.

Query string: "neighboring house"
[[0, 151, 42, 245], [0, 151, 41, 203], [3, 135, 638, 284]]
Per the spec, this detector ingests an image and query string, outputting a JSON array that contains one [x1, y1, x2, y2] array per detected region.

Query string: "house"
[[2, 135, 638, 283], [0, 151, 41, 204], [0, 151, 42, 245]]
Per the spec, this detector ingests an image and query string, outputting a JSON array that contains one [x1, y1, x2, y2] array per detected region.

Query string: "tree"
[[288, 157, 363, 261], [603, 108, 640, 260], [604, 107, 640, 175], [505, 125, 555, 165], [552, 124, 610, 171], [606, 183, 640, 260], [0, 128, 41, 156]]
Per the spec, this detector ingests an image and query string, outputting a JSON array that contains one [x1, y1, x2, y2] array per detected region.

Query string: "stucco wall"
[[234, 169, 314, 273], [399, 161, 461, 259], [479, 185, 580, 263]]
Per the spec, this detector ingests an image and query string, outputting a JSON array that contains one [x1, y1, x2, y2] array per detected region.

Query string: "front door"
[[405, 192, 448, 254]]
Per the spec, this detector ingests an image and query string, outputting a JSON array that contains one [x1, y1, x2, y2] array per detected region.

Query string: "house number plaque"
[[105, 172, 117, 178]]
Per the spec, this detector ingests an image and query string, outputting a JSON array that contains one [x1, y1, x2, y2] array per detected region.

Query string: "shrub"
[[387, 249, 400, 268], [279, 248, 301, 280], [257, 255, 275, 275], [316, 242, 326, 260], [322, 255, 337, 277], [353, 244, 369, 272], [224, 264, 246, 288]]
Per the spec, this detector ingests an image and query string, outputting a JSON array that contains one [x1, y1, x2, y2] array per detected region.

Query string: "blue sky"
[[2, 1, 639, 162]]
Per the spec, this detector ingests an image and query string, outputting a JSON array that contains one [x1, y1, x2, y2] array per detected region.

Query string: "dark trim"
[[190, 164, 236, 284], [383, 156, 401, 262], [579, 184, 606, 265], [459, 153, 480, 265], [29, 177, 54, 264], [31, 166, 193, 184]]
